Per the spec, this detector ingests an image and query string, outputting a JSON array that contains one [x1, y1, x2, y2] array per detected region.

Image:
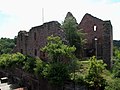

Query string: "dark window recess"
[[35, 49, 37, 56], [86, 48, 95, 57], [48, 24, 50, 30], [21, 34, 22, 41], [43, 53, 45, 57], [21, 49, 23, 54], [34, 32, 36, 40]]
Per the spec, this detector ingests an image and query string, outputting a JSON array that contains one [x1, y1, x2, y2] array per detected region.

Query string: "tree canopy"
[[62, 12, 86, 58], [41, 35, 76, 62], [0, 37, 15, 55]]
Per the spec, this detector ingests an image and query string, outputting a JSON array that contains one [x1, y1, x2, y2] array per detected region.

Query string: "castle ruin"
[[13, 12, 113, 68]]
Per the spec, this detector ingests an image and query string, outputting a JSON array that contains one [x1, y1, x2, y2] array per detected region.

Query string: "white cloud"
[[0, 0, 120, 40]]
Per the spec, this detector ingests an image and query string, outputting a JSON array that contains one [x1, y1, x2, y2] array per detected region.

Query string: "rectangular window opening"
[[21, 49, 23, 54], [35, 49, 37, 56], [94, 25, 97, 31]]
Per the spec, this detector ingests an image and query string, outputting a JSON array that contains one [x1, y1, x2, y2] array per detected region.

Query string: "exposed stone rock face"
[[14, 12, 113, 68]]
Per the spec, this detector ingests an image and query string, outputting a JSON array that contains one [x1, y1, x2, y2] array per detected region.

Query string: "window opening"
[[35, 49, 37, 56], [94, 25, 97, 31], [21, 49, 23, 54]]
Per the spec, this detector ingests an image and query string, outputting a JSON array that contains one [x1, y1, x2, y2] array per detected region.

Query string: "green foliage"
[[112, 46, 120, 77], [22, 56, 36, 73], [62, 16, 78, 46], [113, 46, 120, 59], [85, 56, 107, 90], [105, 78, 120, 90], [70, 60, 89, 85], [100, 70, 120, 90], [0, 52, 25, 69], [0, 52, 118, 90], [0, 38, 15, 54], [41, 35, 76, 86], [43, 62, 70, 86], [112, 61, 120, 78], [34, 58, 45, 77], [0, 53, 36, 73], [0, 54, 12, 68], [62, 13, 86, 58], [41, 35, 76, 62], [11, 52, 26, 67], [113, 40, 120, 48]]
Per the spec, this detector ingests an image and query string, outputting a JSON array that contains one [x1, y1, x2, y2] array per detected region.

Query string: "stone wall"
[[14, 13, 113, 68], [17, 31, 28, 55], [14, 21, 65, 61], [79, 13, 113, 68], [102, 21, 113, 69], [79, 13, 104, 58]]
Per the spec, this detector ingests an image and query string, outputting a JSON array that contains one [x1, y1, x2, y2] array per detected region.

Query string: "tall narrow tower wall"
[[103, 21, 113, 69]]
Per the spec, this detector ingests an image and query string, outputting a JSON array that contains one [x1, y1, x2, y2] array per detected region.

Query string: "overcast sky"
[[0, 0, 120, 40]]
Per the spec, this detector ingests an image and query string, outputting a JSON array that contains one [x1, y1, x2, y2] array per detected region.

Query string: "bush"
[[43, 62, 70, 86], [85, 56, 107, 90], [105, 78, 120, 90], [22, 56, 36, 73], [34, 58, 45, 77], [0, 53, 25, 69]]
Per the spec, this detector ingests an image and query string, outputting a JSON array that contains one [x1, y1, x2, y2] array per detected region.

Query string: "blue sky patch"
[[0, 11, 10, 26], [111, 0, 120, 3], [90, 0, 120, 3]]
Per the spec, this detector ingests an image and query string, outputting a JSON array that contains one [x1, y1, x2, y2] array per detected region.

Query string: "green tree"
[[112, 61, 120, 78], [105, 78, 120, 90], [112, 45, 120, 78], [0, 38, 15, 54], [10, 52, 26, 68], [45, 62, 70, 86], [41, 35, 76, 62], [62, 12, 86, 58], [0, 53, 25, 69], [113, 40, 120, 48], [22, 56, 36, 73], [85, 56, 107, 90], [41, 35, 76, 86], [34, 57, 45, 77], [62, 12, 78, 46]]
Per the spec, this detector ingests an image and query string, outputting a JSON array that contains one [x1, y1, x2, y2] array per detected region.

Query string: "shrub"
[[34, 58, 45, 77]]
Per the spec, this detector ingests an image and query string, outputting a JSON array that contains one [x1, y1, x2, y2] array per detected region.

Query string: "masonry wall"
[[103, 21, 113, 69], [14, 13, 113, 68], [14, 21, 65, 61], [79, 13, 113, 68], [14, 31, 28, 55], [79, 13, 104, 58]]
